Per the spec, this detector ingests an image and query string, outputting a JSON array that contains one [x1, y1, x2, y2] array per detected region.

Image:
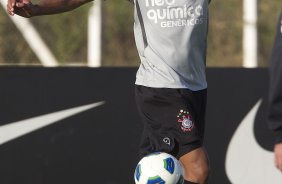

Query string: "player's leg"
[[177, 88, 209, 184], [180, 147, 209, 184], [135, 85, 210, 184]]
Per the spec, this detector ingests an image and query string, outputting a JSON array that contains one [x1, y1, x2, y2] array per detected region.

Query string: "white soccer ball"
[[134, 152, 184, 184]]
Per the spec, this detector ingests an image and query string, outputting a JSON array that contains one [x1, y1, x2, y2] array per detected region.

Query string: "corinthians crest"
[[177, 109, 194, 132]]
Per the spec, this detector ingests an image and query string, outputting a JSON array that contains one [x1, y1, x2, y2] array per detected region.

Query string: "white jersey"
[[134, 0, 209, 91]]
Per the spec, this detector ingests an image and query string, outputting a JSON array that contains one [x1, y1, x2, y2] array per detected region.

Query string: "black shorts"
[[135, 85, 207, 159]]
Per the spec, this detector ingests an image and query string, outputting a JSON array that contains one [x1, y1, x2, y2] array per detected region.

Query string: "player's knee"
[[194, 161, 209, 180], [179, 147, 210, 183], [182, 160, 210, 183]]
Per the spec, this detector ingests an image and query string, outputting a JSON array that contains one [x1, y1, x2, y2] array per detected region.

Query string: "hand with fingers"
[[7, 0, 16, 16], [7, 0, 35, 18]]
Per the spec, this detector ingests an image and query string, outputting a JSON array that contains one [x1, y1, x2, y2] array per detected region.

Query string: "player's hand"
[[7, 0, 35, 18], [274, 143, 282, 172], [15, 0, 30, 7], [7, 0, 17, 16]]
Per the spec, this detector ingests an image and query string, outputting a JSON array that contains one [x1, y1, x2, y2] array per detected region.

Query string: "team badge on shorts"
[[177, 109, 194, 132]]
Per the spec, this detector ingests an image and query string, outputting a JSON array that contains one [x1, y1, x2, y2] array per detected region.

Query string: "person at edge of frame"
[[267, 10, 282, 173], [7, 0, 212, 183]]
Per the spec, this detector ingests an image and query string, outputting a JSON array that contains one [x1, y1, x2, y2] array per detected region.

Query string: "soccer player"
[[7, 0, 211, 183], [267, 11, 282, 172]]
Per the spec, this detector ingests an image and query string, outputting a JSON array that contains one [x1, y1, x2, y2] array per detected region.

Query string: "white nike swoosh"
[[0, 101, 105, 145], [225, 100, 282, 183]]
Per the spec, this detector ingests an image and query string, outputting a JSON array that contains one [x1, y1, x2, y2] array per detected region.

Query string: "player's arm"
[[268, 12, 282, 172], [7, 0, 94, 18]]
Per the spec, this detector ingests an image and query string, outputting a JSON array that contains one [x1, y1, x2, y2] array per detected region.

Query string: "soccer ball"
[[134, 152, 184, 184]]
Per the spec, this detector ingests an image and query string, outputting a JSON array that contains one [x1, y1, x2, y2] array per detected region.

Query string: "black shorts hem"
[[176, 141, 203, 159]]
